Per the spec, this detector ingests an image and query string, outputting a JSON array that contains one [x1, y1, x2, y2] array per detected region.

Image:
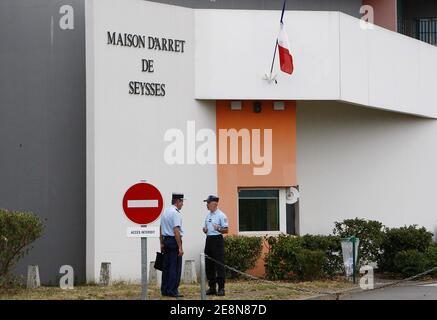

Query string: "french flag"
[[277, 1, 294, 75]]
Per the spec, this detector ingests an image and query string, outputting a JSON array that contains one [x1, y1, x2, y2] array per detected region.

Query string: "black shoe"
[[168, 293, 184, 298], [206, 288, 217, 295], [216, 289, 225, 296]]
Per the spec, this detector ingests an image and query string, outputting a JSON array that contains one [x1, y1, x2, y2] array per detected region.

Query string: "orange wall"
[[216, 100, 297, 275], [363, 0, 397, 32]]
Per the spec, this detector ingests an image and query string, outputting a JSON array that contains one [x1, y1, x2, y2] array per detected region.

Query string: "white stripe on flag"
[[127, 200, 159, 208]]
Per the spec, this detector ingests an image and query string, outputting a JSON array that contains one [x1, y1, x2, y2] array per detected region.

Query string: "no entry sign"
[[122, 182, 163, 225]]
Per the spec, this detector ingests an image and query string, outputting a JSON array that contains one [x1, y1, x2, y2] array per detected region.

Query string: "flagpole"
[[268, 0, 287, 78], [280, 0, 287, 23], [269, 40, 278, 76]]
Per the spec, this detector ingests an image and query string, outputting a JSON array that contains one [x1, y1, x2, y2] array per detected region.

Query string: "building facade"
[[1, 0, 437, 284]]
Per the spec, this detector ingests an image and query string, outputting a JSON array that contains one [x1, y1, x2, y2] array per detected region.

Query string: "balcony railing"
[[399, 17, 437, 46]]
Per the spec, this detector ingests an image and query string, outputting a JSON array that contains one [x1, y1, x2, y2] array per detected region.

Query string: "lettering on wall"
[[106, 31, 187, 98]]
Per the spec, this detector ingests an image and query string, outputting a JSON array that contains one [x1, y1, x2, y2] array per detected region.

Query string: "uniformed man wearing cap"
[[202, 195, 229, 296], [160, 193, 185, 298]]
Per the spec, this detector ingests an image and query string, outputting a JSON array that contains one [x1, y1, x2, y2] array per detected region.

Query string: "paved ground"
[[339, 281, 437, 300]]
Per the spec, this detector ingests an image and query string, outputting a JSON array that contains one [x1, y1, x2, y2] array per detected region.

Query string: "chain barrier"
[[365, 266, 437, 291], [204, 255, 345, 297], [204, 254, 437, 299]]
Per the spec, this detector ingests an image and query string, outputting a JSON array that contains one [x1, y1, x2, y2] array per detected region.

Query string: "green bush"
[[224, 235, 263, 278], [264, 235, 330, 281], [425, 243, 437, 276], [393, 250, 427, 277], [0, 209, 44, 288], [264, 235, 300, 280], [378, 225, 433, 272], [333, 218, 385, 265], [393, 243, 437, 278], [298, 234, 342, 277], [295, 249, 326, 281]]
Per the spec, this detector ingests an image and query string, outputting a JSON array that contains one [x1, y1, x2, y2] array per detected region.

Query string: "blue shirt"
[[160, 205, 184, 237], [204, 209, 228, 236]]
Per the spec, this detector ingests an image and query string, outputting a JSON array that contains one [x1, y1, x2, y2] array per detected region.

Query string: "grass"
[[0, 279, 355, 300]]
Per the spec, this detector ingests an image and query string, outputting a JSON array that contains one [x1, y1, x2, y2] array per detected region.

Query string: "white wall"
[[195, 10, 341, 101], [340, 14, 437, 119], [297, 101, 437, 239], [85, 0, 437, 282], [195, 10, 437, 118], [86, 0, 217, 282]]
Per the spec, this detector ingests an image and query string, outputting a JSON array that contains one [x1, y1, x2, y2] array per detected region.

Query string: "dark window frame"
[[238, 188, 281, 233]]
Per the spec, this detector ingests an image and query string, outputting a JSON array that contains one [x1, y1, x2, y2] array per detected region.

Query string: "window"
[[238, 189, 280, 232], [417, 18, 437, 45]]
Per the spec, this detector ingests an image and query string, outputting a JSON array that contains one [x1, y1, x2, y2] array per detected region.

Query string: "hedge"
[[224, 235, 263, 278], [333, 218, 385, 266], [0, 209, 44, 288], [378, 225, 433, 272], [264, 234, 339, 281]]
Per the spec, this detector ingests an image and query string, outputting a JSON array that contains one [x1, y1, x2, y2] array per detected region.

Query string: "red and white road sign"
[[122, 182, 163, 225]]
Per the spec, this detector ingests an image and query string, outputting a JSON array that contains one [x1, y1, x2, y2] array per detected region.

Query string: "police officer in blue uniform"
[[202, 195, 229, 296], [160, 193, 185, 297]]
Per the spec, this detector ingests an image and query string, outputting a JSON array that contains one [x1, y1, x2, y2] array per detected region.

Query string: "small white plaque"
[[127, 226, 160, 238]]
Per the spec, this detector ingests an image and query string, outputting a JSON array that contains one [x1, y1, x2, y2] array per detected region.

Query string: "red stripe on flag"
[[278, 45, 294, 75]]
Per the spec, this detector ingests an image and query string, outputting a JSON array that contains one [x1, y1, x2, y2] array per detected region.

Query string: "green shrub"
[[295, 249, 326, 281], [224, 235, 263, 278], [395, 243, 437, 278], [264, 235, 300, 280], [393, 250, 427, 277], [298, 234, 342, 277], [264, 235, 329, 281], [425, 243, 437, 276], [0, 209, 44, 287], [378, 225, 433, 272], [333, 218, 385, 265]]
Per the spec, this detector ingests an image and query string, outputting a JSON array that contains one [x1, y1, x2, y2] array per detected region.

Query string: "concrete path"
[[339, 281, 437, 300]]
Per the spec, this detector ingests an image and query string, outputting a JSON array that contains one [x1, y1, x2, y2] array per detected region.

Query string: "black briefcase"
[[154, 252, 164, 271]]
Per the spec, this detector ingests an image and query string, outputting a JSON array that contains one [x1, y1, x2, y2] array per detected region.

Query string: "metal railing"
[[399, 17, 437, 46]]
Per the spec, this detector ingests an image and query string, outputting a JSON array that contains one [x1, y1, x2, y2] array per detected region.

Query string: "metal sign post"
[[200, 253, 206, 300], [352, 237, 356, 284], [123, 181, 163, 301], [127, 225, 160, 300], [141, 233, 148, 300]]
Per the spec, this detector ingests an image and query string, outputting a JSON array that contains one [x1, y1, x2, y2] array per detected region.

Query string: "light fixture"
[[273, 101, 285, 111], [230, 101, 242, 111], [253, 101, 262, 113]]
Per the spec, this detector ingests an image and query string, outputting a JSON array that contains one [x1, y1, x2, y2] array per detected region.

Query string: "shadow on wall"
[[145, 0, 363, 18], [296, 100, 437, 236]]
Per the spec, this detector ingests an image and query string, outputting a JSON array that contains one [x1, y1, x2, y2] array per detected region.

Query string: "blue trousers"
[[161, 237, 182, 296]]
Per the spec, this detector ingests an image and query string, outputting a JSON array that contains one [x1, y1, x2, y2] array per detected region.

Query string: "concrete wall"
[[195, 10, 437, 118], [3, 0, 437, 284], [339, 13, 437, 118], [146, 0, 362, 17], [195, 10, 341, 100], [0, 0, 86, 284], [86, 0, 217, 282], [297, 101, 437, 239]]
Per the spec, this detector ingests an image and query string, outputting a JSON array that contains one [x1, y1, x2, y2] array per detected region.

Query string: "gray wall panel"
[[0, 0, 86, 285], [145, 0, 363, 17]]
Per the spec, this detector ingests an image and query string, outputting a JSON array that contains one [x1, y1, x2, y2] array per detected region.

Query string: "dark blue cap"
[[204, 195, 219, 203], [172, 193, 185, 201]]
